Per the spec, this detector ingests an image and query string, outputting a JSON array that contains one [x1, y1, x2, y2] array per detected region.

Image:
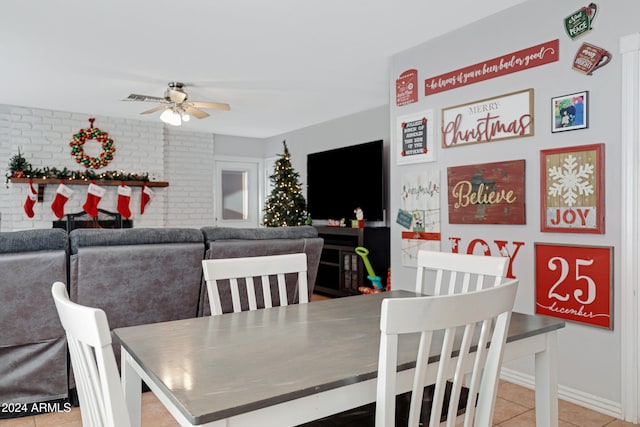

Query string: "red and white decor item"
[[82, 182, 106, 218], [51, 182, 74, 219], [540, 144, 604, 233], [424, 39, 559, 95], [395, 69, 418, 106], [535, 242, 613, 329], [117, 183, 132, 219], [140, 183, 153, 214], [23, 179, 38, 218]]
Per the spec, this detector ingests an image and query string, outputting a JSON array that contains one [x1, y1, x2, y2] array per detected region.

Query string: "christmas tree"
[[263, 140, 307, 227]]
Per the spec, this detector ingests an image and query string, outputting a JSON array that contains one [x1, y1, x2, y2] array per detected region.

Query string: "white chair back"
[[415, 250, 509, 295], [376, 278, 519, 427], [201, 253, 309, 316], [51, 282, 131, 427]]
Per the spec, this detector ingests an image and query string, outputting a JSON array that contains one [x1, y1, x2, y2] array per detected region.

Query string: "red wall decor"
[[535, 243, 613, 329], [441, 89, 534, 148], [447, 159, 526, 224], [396, 69, 418, 106], [425, 39, 559, 95], [540, 144, 604, 233], [449, 236, 525, 279]]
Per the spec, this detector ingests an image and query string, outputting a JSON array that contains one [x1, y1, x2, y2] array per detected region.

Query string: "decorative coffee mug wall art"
[[564, 3, 598, 40], [572, 42, 611, 75]]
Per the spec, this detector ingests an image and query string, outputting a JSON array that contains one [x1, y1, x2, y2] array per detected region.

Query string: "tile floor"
[[0, 380, 637, 426]]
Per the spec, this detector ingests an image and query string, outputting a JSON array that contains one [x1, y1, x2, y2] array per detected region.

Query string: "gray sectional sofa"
[[0, 225, 323, 412]]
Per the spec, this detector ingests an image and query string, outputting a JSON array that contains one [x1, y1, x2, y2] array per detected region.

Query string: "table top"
[[113, 290, 565, 425]]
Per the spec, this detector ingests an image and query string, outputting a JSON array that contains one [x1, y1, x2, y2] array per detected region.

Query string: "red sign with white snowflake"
[[535, 243, 612, 329], [540, 144, 604, 233]]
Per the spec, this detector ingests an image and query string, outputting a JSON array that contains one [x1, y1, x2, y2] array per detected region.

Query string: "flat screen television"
[[306, 140, 385, 223]]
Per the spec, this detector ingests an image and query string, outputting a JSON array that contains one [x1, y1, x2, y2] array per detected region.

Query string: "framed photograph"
[[535, 242, 613, 329], [540, 143, 604, 233], [551, 91, 588, 132], [396, 109, 436, 165]]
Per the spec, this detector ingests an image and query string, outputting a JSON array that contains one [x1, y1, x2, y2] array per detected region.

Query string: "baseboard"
[[500, 367, 623, 419]]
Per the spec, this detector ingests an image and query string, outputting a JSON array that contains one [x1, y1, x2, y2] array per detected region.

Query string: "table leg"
[[534, 331, 559, 427], [122, 349, 142, 427]]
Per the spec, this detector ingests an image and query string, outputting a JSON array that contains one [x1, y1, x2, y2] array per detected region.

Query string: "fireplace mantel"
[[9, 178, 169, 201]]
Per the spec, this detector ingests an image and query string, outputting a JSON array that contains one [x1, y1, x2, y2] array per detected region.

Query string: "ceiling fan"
[[123, 82, 230, 126]]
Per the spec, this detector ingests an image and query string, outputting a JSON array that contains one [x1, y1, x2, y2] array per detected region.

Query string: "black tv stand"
[[313, 225, 390, 297]]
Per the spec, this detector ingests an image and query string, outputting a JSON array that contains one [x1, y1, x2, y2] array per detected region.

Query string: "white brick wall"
[[0, 105, 215, 231]]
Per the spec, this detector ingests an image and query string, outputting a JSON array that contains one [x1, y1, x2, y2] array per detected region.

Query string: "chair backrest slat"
[[202, 253, 309, 316], [376, 278, 519, 427], [415, 250, 509, 296]]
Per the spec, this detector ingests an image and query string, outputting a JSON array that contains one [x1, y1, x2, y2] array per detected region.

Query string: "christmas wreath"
[[69, 118, 116, 169]]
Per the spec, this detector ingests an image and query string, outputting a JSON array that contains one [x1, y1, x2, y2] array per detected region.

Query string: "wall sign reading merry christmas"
[[535, 242, 613, 329], [540, 144, 604, 233], [441, 89, 534, 148], [447, 159, 525, 225]]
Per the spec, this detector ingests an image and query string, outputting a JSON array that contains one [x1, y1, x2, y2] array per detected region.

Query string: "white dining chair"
[[412, 250, 510, 424], [415, 249, 509, 296], [377, 278, 519, 427], [51, 281, 132, 427], [201, 253, 309, 316]]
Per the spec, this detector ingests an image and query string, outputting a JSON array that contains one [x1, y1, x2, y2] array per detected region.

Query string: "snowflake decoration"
[[547, 154, 594, 206]]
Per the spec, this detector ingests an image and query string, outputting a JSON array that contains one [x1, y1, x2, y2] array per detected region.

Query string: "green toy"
[[355, 246, 383, 289]]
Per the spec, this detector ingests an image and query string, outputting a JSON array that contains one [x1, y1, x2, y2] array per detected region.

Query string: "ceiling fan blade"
[[184, 106, 210, 119], [190, 101, 231, 111], [124, 94, 167, 103], [167, 89, 187, 103], [140, 105, 169, 115]]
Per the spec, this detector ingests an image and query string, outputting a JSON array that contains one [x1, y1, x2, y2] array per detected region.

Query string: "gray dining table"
[[113, 290, 565, 427]]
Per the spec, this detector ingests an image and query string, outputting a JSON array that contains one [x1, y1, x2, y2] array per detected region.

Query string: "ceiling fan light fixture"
[[181, 111, 190, 122], [160, 108, 182, 126]]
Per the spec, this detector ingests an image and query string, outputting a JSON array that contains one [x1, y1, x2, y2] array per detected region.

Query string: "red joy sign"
[[535, 243, 613, 329], [425, 39, 559, 95]]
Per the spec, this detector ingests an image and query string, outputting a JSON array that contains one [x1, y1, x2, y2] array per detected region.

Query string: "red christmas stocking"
[[117, 183, 132, 218], [140, 183, 153, 214], [82, 182, 106, 218], [51, 182, 74, 219], [23, 179, 38, 218]]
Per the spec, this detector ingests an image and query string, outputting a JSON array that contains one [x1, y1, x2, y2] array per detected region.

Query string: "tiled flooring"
[[1, 380, 638, 426]]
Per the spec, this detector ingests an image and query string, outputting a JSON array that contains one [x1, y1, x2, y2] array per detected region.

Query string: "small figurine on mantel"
[[352, 207, 365, 228]]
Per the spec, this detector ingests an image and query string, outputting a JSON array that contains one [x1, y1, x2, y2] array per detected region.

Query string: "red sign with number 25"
[[535, 243, 613, 329]]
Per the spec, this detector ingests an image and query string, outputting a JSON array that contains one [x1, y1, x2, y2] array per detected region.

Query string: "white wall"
[[388, 0, 638, 418]]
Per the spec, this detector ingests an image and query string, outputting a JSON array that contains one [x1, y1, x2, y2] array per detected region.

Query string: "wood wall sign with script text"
[[447, 159, 525, 224], [442, 89, 534, 148], [425, 39, 559, 95], [540, 143, 604, 233], [535, 243, 613, 329]]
